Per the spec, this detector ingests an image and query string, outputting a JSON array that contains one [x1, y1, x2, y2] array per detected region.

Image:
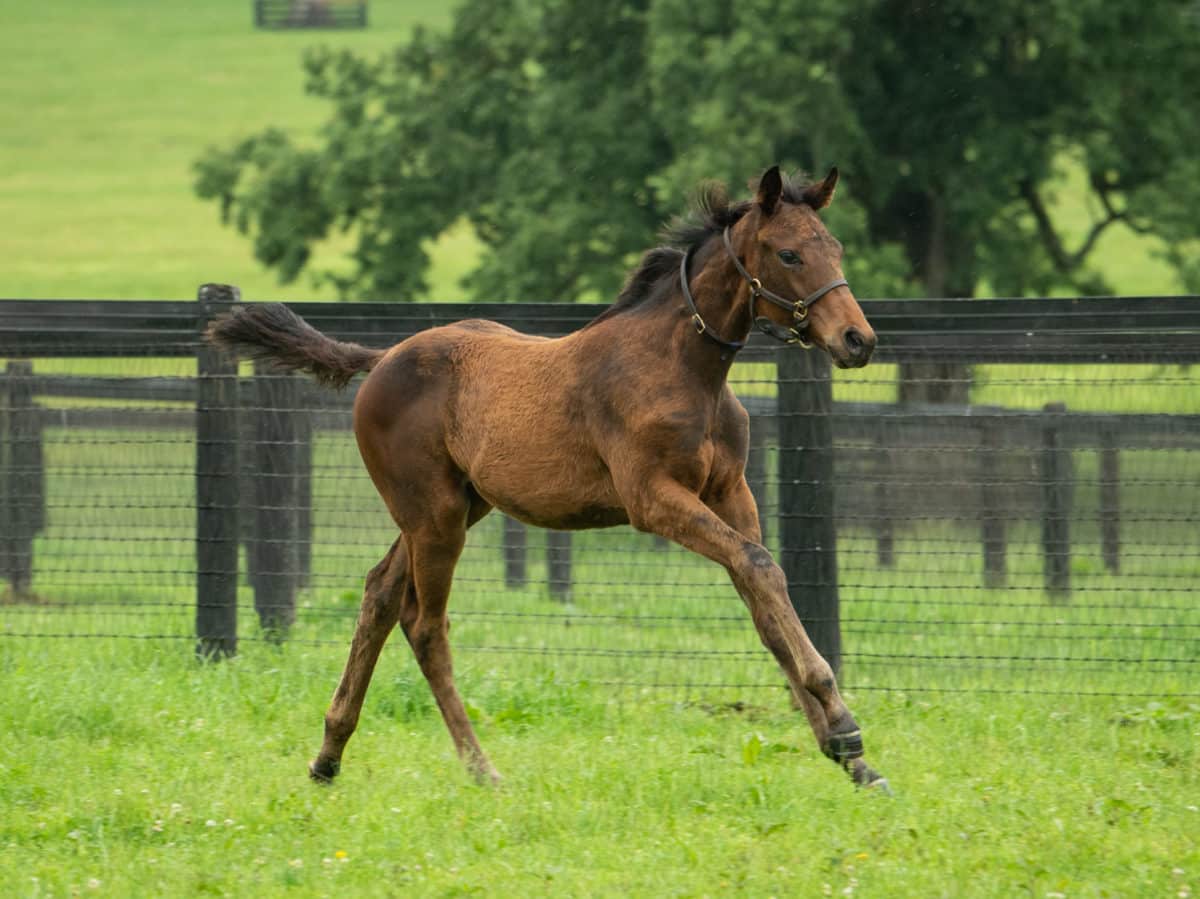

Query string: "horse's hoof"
[[863, 775, 892, 797], [472, 766, 503, 788], [308, 758, 340, 784]]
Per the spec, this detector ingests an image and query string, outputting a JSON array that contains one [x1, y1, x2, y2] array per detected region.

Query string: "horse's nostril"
[[842, 327, 875, 365]]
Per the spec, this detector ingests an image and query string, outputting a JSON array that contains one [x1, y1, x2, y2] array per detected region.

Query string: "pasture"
[[1, 630, 1196, 897]]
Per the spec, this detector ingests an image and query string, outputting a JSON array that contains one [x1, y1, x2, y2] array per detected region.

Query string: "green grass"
[[1, 625, 1197, 897], [0, 0, 474, 303]]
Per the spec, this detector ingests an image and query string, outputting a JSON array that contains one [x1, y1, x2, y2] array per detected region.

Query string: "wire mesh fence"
[[1, 296, 1198, 701]]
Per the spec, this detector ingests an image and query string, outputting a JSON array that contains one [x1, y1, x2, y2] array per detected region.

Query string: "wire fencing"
[[1, 294, 1198, 701]]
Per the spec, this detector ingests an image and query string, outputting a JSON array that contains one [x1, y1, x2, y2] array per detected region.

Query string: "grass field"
[[0, 0, 481, 303], [1, 633, 1197, 898]]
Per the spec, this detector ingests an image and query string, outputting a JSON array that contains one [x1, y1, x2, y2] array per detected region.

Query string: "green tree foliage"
[[195, 0, 1199, 303]]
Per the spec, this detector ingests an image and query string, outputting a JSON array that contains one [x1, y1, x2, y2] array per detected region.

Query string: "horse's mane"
[[595, 172, 817, 322]]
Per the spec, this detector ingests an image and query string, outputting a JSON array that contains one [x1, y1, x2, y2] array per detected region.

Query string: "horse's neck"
[[620, 258, 751, 396], [689, 249, 754, 349]]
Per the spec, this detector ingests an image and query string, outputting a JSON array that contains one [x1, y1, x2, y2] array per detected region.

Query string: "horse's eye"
[[777, 249, 802, 267]]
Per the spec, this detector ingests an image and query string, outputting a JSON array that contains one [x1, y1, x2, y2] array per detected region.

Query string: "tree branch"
[[1019, 177, 1128, 274], [1090, 171, 1150, 235]]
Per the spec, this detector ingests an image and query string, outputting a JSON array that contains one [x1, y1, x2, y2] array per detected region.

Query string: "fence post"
[[502, 515, 527, 588], [196, 284, 241, 658], [778, 350, 841, 674], [546, 530, 572, 602], [1040, 402, 1072, 601], [1099, 428, 1120, 574], [0, 361, 43, 598], [979, 419, 1007, 589], [249, 359, 302, 638]]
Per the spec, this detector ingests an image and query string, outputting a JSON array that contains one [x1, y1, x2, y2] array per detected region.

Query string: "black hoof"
[[847, 759, 892, 795], [308, 758, 340, 784]]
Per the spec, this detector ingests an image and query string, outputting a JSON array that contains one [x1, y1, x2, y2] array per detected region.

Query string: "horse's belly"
[[463, 438, 627, 531], [499, 499, 630, 531]]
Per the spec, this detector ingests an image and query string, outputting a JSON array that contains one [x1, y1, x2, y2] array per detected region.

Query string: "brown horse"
[[209, 166, 887, 791]]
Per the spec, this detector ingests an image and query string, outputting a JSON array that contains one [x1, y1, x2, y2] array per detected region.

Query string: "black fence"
[[2, 291, 1198, 698], [253, 0, 367, 29]]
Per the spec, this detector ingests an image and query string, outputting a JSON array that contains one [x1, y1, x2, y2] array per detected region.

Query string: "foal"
[[209, 166, 887, 790]]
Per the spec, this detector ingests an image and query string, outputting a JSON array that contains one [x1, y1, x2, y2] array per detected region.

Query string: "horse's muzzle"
[[833, 326, 876, 368]]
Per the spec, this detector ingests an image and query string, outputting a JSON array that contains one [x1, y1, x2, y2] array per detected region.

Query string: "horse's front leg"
[[627, 473, 887, 790], [703, 479, 838, 755]]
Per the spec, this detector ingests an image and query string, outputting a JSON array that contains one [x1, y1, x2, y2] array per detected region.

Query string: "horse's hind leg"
[[404, 519, 501, 784], [310, 537, 413, 782]]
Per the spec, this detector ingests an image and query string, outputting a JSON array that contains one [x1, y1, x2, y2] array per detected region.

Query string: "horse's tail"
[[206, 303, 384, 389]]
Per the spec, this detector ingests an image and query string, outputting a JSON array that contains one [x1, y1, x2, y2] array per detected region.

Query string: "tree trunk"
[[898, 191, 973, 406]]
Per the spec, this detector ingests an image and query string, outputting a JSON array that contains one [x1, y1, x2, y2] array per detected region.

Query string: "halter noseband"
[[679, 226, 850, 351]]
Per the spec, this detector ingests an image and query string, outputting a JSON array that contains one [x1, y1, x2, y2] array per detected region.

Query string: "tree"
[[645, 0, 1200, 399], [196, 0, 1199, 398]]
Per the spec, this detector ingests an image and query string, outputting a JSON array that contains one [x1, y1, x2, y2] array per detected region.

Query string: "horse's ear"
[[756, 166, 783, 216], [803, 166, 839, 210]]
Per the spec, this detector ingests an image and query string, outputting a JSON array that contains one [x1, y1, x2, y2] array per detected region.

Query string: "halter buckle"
[[749, 277, 763, 296], [691, 313, 706, 335]]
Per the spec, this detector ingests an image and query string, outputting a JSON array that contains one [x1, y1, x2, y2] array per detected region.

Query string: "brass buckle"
[[692, 313, 706, 335], [787, 329, 813, 349], [749, 277, 763, 296], [791, 302, 811, 347]]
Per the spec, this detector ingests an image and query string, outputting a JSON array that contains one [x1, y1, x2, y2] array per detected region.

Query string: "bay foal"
[[209, 167, 887, 790]]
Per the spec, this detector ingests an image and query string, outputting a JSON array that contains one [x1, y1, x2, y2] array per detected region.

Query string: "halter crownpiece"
[[679, 227, 850, 352]]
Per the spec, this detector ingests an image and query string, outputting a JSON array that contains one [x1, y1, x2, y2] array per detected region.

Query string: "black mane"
[[600, 172, 816, 319]]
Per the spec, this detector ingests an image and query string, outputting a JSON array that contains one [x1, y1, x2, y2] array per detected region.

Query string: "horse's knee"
[[734, 542, 788, 598]]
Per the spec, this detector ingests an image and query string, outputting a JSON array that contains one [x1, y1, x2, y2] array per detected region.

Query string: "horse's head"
[[736, 166, 876, 368]]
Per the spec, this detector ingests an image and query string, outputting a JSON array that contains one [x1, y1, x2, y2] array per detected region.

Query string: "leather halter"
[[679, 226, 850, 351]]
